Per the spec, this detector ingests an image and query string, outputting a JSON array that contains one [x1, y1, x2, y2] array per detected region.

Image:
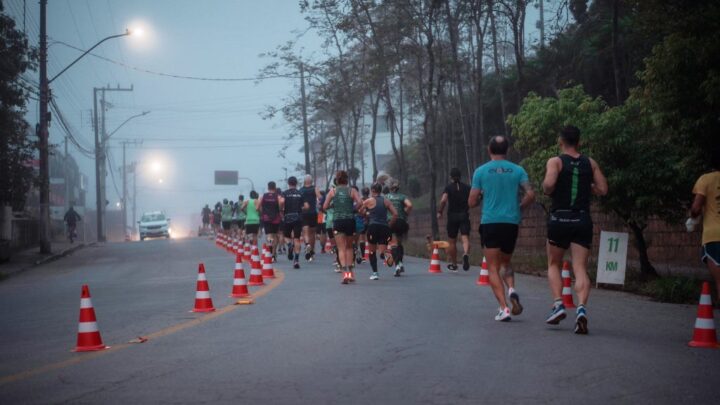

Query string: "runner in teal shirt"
[[471, 160, 529, 225]]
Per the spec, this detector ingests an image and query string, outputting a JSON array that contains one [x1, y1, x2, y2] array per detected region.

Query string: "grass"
[[404, 237, 704, 305]]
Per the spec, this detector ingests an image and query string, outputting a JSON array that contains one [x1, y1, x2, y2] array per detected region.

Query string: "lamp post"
[[37, 0, 133, 252]]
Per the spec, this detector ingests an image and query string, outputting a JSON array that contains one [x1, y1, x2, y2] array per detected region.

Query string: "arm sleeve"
[[692, 176, 706, 196], [471, 169, 482, 190]]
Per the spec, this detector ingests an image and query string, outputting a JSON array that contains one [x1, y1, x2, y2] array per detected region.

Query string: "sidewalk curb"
[[0, 242, 94, 280]]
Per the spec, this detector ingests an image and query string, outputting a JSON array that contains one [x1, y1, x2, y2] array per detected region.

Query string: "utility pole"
[[132, 162, 137, 239], [38, 0, 51, 253], [64, 136, 69, 212], [539, 0, 545, 49], [299, 62, 310, 176], [93, 85, 133, 242], [120, 140, 142, 240]]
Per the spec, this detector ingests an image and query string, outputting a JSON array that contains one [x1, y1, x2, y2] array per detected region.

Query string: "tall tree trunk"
[[444, 0, 474, 177], [369, 91, 380, 181], [489, 1, 508, 136], [628, 221, 658, 279], [610, 0, 625, 105]]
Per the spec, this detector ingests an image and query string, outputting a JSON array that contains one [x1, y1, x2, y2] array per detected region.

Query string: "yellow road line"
[[0, 270, 285, 386]]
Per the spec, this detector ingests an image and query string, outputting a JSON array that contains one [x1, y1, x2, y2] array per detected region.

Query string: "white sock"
[[508, 287, 516, 295]]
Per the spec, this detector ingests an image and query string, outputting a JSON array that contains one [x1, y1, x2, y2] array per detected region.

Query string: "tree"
[[0, 3, 37, 211], [510, 86, 692, 277]]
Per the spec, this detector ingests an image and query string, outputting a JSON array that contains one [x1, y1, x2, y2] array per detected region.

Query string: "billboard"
[[214, 170, 238, 185]]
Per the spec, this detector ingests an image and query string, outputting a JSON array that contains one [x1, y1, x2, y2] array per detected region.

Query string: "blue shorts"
[[355, 216, 366, 233], [702, 242, 720, 266]]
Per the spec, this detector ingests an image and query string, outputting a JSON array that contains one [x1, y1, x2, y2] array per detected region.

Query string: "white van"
[[138, 211, 171, 240]]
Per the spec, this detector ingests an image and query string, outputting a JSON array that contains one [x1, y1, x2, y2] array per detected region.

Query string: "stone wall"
[[407, 205, 705, 276]]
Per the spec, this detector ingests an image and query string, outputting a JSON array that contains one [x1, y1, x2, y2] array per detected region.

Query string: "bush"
[[641, 276, 700, 304]]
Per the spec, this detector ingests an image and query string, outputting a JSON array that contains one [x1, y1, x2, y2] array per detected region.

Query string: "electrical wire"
[[51, 40, 302, 82]]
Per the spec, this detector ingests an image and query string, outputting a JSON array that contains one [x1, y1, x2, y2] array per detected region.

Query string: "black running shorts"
[[303, 212, 318, 227], [283, 220, 303, 239], [326, 226, 334, 239], [447, 212, 471, 239], [479, 223, 519, 255], [367, 224, 391, 245], [221, 221, 232, 231], [263, 222, 280, 234], [547, 211, 593, 250], [333, 218, 356, 236], [390, 218, 409, 238], [245, 224, 260, 235]]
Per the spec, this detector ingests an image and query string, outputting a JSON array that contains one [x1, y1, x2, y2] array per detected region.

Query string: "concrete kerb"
[[0, 242, 93, 280]]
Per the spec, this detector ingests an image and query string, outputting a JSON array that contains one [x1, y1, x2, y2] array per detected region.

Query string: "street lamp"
[[37, 0, 135, 253]]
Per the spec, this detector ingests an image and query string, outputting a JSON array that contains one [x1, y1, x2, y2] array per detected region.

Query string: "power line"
[[51, 40, 302, 82]]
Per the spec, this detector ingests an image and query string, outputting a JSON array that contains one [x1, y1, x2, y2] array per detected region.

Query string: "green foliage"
[[0, 4, 37, 210], [640, 276, 700, 304]]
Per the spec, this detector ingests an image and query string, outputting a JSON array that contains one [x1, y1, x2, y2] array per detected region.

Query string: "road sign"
[[214, 171, 238, 185], [596, 230, 629, 285]]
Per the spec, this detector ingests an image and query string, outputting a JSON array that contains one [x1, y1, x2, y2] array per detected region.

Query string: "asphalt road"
[[0, 237, 718, 404]]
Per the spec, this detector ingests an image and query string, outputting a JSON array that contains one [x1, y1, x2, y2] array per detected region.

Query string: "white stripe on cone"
[[195, 291, 211, 299], [197, 273, 207, 281], [80, 298, 93, 309], [700, 294, 712, 305], [234, 278, 247, 286], [695, 318, 716, 330], [78, 322, 99, 333]]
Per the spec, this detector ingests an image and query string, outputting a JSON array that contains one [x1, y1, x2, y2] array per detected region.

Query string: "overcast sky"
[[4, 0, 542, 234]]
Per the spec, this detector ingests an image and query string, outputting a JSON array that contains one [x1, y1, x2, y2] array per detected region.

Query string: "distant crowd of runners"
[[200, 126, 720, 335]]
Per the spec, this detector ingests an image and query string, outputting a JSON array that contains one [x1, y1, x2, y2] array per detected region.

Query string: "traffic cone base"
[[561, 262, 576, 309], [689, 282, 719, 348]]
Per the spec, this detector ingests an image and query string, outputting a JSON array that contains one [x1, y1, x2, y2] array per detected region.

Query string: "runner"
[[235, 194, 246, 239], [242, 190, 261, 247], [437, 167, 472, 272], [281, 176, 304, 269], [356, 187, 371, 264], [469, 135, 535, 322], [212, 202, 222, 235], [352, 185, 366, 264], [276, 187, 288, 256], [259, 182, 282, 261], [542, 126, 608, 333], [323, 171, 364, 284], [323, 188, 339, 270], [690, 151, 720, 305], [362, 182, 399, 280], [317, 191, 327, 255], [220, 198, 233, 236], [300, 174, 322, 261], [63, 205, 82, 243], [201, 204, 211, 232], [386, 179, 413, 277]]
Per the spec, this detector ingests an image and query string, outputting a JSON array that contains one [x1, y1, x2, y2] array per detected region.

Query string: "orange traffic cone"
[[262, 244, 276, 279], [561, 261, 576, 309], [248, 246, 265, 286], [74, 285, 108, 352], [230, 253, 251, 298], [689, 282, 719, 348], [192, 263, 216, 312], [476, 257, 490, 286], [428, 247, 442, 273], [363, 244, 370, 262]]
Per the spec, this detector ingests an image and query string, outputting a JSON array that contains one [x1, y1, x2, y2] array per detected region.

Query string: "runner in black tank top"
[[362, 183, 399, 280], [438, 167, 472, 271], [260, 181, 282, 260], [542, 126, 608, 335], [281, 176, 304, 268]]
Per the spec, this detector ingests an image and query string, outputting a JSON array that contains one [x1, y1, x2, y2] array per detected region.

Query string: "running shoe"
[[293, 260, 300, 269], [334, 265, 342, 273], [348, 272, 356, 282], [574, 307, 588, 334], [342, 273, 349, 284], [462, 254, 470, 271], [545, 303, 567, 325], [510, 292, 523, 315], [447, 264, 458, 272], [494, 307, 512, 322], [394, 265, 401, 277], [308, 251, 315, 262], [305, 249, 312, 261], [370, 272, 379, 280], [399, 263, 405, 273], [272, 254, 277, 263], [356, 254, 363, 265], [287, 247, 294, 261]]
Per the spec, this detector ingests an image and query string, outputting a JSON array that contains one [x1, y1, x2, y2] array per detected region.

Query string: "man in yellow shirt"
[[691, 153, 720, 305]]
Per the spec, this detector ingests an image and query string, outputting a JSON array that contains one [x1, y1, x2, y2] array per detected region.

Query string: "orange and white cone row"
[[74, 284, 109, 352], [231, 253, 251, 298], [248, 246, 265, 286], [192, 263, 216, 312], [428, 247, 442, 273], [476, 257, 490, 286], [689, 281, 719, 348], [561, 261, 576, 309], [262, 245, 276, 279]]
